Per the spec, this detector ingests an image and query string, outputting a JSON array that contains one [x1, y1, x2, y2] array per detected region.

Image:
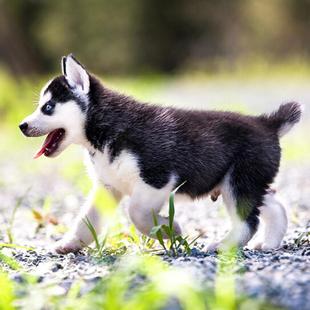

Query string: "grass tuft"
[[83, 216, 108, 257], [151, 182, 202, 257], [6, 188, 31, 244]]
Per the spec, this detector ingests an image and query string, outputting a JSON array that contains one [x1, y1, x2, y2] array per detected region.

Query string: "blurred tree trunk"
[[0, 2, 41, 76], [136, 0, 194, 72]]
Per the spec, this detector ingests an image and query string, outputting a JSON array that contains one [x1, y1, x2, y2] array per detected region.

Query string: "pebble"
[[51, 263, 63, 272], [10, 273, 25, 284]]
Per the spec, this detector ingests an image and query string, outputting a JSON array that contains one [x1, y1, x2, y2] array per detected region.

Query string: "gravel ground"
[[1, 154, 309, 310], [0, 80, 309, 309]]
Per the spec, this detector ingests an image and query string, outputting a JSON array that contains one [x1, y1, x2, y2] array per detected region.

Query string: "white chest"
[[85, 147, 141, 196]]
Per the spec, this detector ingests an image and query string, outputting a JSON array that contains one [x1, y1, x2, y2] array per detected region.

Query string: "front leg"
[[55, 188, 101, 254], [55, 186, 121, 254]]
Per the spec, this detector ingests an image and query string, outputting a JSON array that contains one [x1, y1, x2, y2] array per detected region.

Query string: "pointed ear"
[[61, 54, 90, 94]]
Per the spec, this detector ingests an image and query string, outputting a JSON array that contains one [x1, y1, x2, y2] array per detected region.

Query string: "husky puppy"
[[19, 54, 301, 254]]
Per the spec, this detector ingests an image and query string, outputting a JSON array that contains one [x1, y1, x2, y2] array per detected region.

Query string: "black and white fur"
[[19, 54, 301, 254]]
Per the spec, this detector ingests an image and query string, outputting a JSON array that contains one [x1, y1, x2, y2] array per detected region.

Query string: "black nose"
[[19, 122, 28, 133]]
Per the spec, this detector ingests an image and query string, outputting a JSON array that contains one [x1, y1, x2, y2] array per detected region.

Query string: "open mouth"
[[34, 128, 65, 158]]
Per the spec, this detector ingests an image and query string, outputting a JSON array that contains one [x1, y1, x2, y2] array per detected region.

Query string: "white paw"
[[251, 241, 281, 251], [54, 236, 83, 254], [251, 241, 263, 250], [206, 240, 245, 252]]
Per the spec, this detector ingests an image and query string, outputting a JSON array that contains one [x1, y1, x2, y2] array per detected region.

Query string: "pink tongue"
[[34, 131, 56, 159], [34, 147, 46, 159]]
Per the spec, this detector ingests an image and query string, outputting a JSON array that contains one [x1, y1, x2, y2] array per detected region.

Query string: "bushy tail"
[[260, 102, 302, 137]]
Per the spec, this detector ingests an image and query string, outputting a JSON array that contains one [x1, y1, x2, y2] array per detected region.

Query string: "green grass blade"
[[151, 210, 166, 251], [0, 252, 21, 270], [0, 243, 34, 251], [161, 225, 172, 239], [83, 217, 101, 252], [99, 233, 108, 255], [156, 230, 166, 251], [168, 181, 186, 230], [152, 209, 159, 226], [150, 225, 162, 236], [168, 196, 175, 232], [188, 233, 204, 247], [6, 187, 31, 243]]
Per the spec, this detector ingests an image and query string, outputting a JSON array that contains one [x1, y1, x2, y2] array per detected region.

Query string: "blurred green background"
[[1, 0, 310, 75]]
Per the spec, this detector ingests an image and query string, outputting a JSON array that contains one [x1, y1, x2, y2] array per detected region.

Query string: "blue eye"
[[41, 102, 55, 115]]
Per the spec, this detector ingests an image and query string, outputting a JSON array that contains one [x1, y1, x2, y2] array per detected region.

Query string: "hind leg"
[[207, 173, 260, 251], [254, 191, 287, 250], [129, 178, 181, 238]]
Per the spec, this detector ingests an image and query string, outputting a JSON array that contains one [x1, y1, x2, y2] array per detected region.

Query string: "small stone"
[[190, 248, 201, 257], [51, 263, 63, 272], [60, 280, 73, 292], [37, 276, 44, 283], [280, 254, 290, 259], [271, 256, 280, 262], [67, 253, 75, 259], [10, 273, 24, 284]]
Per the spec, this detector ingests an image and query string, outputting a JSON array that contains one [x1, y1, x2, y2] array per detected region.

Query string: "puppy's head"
[[19, 54, 90, 158]]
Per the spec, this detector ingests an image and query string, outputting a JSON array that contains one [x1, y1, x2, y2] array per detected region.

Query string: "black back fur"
[[84, 76, 300, 194]]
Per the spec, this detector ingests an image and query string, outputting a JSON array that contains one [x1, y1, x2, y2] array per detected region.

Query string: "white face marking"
[[20, 55, 92, 159], [20, 88, 53, 135], [40, 79, 52, 95], [38, 90, 52, 108], [20, 78, 87, 157]]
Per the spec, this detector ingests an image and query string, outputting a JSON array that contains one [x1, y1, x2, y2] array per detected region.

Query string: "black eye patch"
[[41, 101, 56, 115], [43, 76, 87, 112]]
